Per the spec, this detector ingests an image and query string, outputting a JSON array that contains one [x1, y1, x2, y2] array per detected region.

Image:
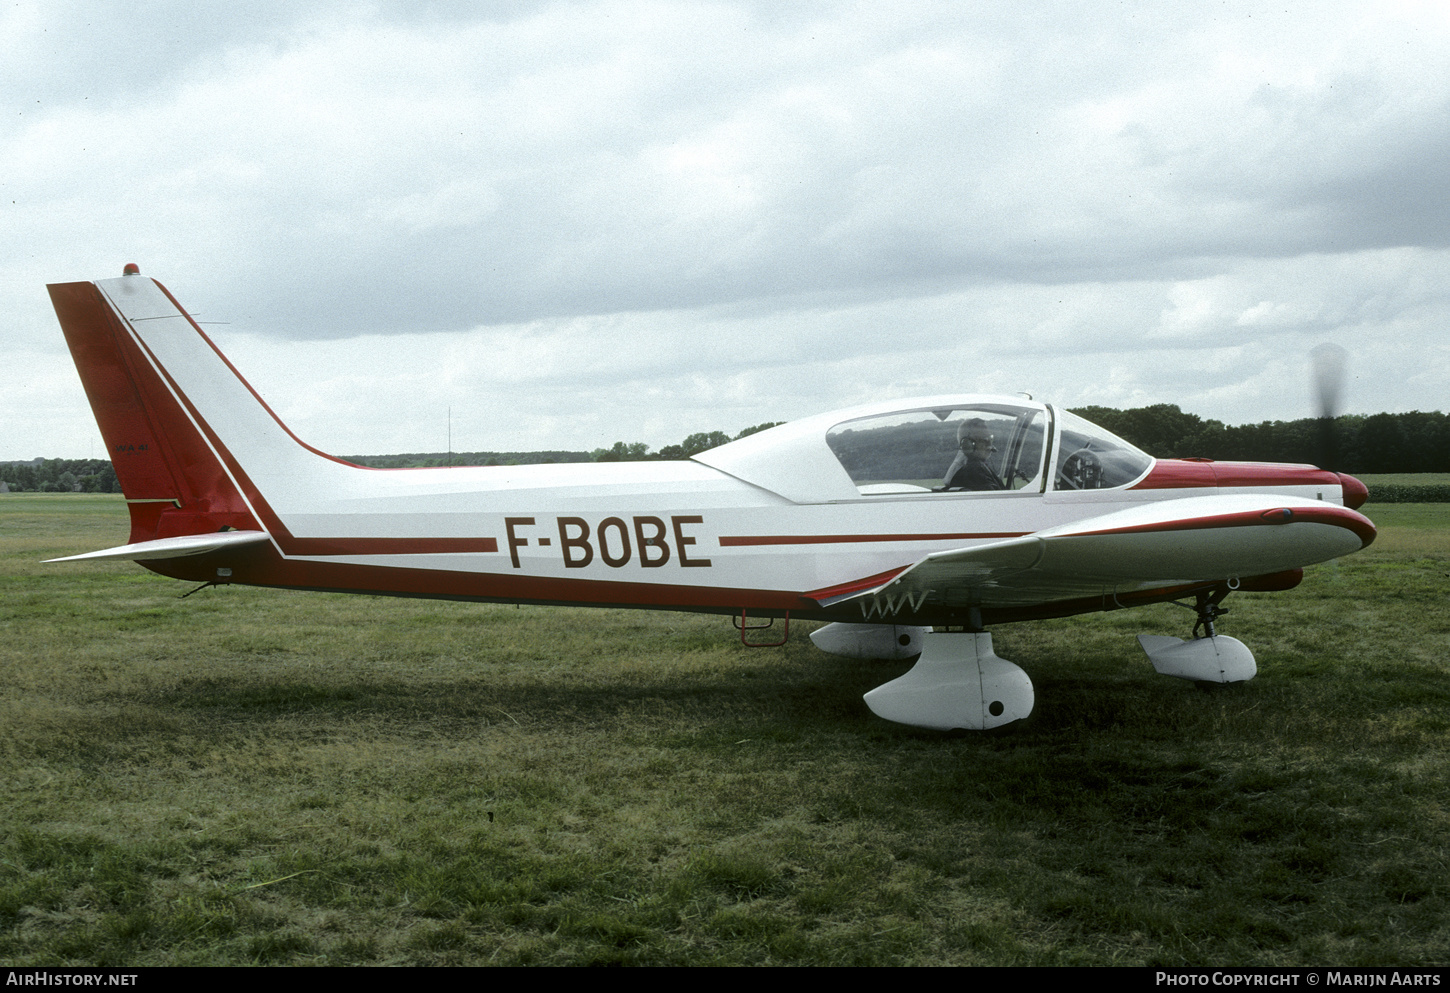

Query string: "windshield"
[[826, 404, 1047, 495], [1051, 409, 1153, 489]]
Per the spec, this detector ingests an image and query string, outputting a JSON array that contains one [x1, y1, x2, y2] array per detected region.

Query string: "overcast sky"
[[5, 0, 1448, 462]]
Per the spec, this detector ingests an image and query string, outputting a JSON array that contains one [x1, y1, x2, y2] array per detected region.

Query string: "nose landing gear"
[[1138, 584, 1257, 684]]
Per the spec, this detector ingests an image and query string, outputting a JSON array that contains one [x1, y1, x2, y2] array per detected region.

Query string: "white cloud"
[[7, 1, 1449, 461]]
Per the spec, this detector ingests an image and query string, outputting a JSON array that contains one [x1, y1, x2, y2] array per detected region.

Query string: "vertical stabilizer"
[[47, 271, 265, 543]]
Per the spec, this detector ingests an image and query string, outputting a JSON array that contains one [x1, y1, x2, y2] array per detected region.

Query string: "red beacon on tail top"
[[44, 265, 1375, 732]]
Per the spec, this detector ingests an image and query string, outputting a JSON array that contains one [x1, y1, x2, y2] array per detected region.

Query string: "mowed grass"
[[1360, 473, 1450, 487], [1, 494, 1446, 966]]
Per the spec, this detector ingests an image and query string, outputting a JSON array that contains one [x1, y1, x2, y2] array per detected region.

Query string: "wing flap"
[[45, 529, 272, 563]]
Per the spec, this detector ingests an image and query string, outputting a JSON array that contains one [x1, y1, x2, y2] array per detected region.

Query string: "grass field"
[[1360, 474, 1450, 487], [1, 494, 1446, 966]]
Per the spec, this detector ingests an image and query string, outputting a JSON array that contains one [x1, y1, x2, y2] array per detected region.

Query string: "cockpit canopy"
[[1051, 408, 1155, 491], [826, 404, 1048, 494], [694, 395, 1153, 503]]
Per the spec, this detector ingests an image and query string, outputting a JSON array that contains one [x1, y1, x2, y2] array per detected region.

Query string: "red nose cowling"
[[1337, 473, 1369, 510]]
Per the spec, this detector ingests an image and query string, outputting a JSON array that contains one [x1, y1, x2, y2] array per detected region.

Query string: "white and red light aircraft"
[[46, 267, 1376, 731]]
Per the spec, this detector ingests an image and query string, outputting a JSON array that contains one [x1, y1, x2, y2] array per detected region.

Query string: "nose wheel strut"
[[1189, 585, 1233, 640]]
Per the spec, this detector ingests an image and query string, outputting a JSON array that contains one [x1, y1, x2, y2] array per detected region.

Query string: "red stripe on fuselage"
[[283, 537, 500, 555], [720, 531, 1029, 546], [144, 540, 812, 614], [1210, 463, 1340, 488], [1133, 459, 1340, 491]]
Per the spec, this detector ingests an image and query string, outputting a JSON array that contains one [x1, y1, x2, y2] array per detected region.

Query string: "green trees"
[[0, 458, 118, 493], [1068, 405, 1449, 473], [597, 423, 783, 462], [4, 411, 1443, 489]]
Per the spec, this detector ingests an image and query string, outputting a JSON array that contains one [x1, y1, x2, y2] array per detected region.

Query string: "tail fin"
[[46, 268, 327, 546]]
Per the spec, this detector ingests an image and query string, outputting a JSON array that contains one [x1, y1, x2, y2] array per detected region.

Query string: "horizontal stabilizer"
[[45, 530, 271, 563]]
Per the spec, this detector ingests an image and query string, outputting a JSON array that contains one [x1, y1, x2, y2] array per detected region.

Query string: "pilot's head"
[[959, 418, 996, 457]]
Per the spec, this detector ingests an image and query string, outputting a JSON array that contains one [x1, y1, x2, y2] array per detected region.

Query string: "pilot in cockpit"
[[942, 418, 1005, 491]]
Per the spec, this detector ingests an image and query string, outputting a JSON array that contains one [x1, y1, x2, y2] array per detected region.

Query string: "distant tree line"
[[1068, 405, 1450, 474], [587, 408, 1450, 474], [340, 423, 784, 469], [6, 409, 1446, 494], [343, 450, 595, 469], [0, 458, 118, 493], [591, 422, 784, 462]]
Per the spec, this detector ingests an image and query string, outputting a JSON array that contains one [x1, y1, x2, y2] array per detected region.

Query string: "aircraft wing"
[[44, 530, 272, 563], [807, 494, 1375, 615]]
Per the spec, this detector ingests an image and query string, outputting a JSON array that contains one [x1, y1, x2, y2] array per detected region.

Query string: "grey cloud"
[[8, 1, 1450, 460]]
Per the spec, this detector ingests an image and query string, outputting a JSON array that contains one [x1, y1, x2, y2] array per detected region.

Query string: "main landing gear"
[[810, 623, 1033, 731], [862, 631, 1034, 731], [813, 583, 1257, 731]]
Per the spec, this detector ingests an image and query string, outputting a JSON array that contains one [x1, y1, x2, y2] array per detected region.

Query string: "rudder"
[[47, 273, 260, 544]]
